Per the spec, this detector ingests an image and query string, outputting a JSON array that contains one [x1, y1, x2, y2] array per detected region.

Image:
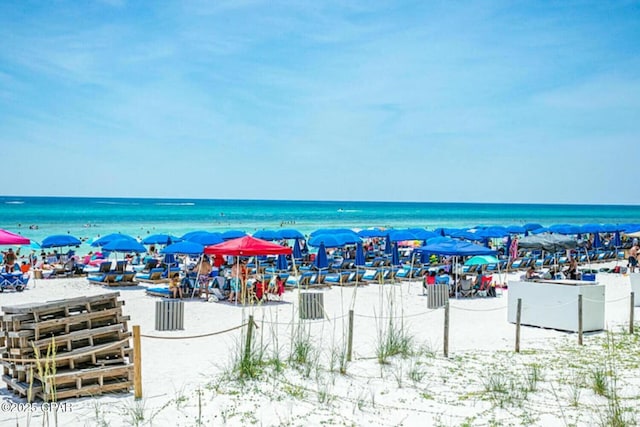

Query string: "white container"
[[508, 280, 605, 332], [630, 273, 640, 307]]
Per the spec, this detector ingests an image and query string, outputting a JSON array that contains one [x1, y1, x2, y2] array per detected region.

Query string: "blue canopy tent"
[[161, 241, 204, 256]]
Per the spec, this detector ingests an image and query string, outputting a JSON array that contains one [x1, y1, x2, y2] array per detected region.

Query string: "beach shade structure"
[[181, 230, 210, 240], [276, 254, 288, 270], [102, 239, 147, 253], [355, 242, 366, 266], [580, 224, 603, 234], [518, 233, 577, 252], [391, 243, 400, 266], [530, 227, 549, 234], [464, 255, 500, 266], [204, 235, 292, 256], [614, 231, 622, 248], [142, 234, 182, 245], [292, 239, 302, 259], [622, 223, 640, 233], [253, 230, 280, 241], [336, 233, 362, 245], [548, 224, 581, 235], [161, 241, 204, 256], [449, 230, 484, 241], [409, 229, 438, 240], [41, 234, 82, 248], [357, 228, 388, 238], [506, 225, 527, 234], [523, 223, 544, 232], [310, 228, 357, 237], [308, 234, 351, 248], [186, 232, 224, 246], [419, 240, 496, 257], [388, 230, 418, 242], [313, 242, 329, 269], [592, 232, 602, 249], [0, 230, 30, 246], [221, 230, 247, 241], [276, 229, 305, 240], [384, 235, 393, 255], [91, 233, 138, 247], [477, 226, 509, 238]]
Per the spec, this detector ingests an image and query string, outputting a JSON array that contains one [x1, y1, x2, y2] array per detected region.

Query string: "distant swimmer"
[[220, 212, 224, 216]]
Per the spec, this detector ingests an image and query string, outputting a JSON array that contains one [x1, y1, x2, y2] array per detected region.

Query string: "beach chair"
[[117, 271, 137, 285], [136, 267, 168, 283], [458, 279, 474, 298], [324, 271, 352, 285], [87, 272, 119, 285], [362, 269, 382, 282], [0, 273, 28, 292]]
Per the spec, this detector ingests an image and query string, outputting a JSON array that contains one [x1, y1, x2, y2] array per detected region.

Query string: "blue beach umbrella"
[[253, 230, 280, 240], [314, 242, 329, 269], [335, 233, 362, 245], [357, 228, 387, 238], [103, 239, 146, 253], [310, 228, 357, 237], [309, 234, 344, 248], [391, 243, 400, 266], [524, 223, 544, 232], [614, 231, 622, 247], [222, 230, 247, 240], [91, 233, 138, 247], [388, 230, 417, 242], [161, 241, 204, 256], [464, 255, 500, 266], [384, 235, 392, 255], [41, 234, 82, 248], [186, 232, 224, 246], [142, 234, 181, 245], [410, 229, 438, 240], [276, 254, 288, 270], [506, 225, 526, 234], [355, 242, 365, 266], [592, 233, 602, 249], [292, 239, 302, 259], [181, 230, 210, 240], [277, 229, 304, 240]]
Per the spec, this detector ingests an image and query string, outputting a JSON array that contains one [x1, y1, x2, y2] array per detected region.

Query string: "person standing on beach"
[[629, 244, 639, 273]]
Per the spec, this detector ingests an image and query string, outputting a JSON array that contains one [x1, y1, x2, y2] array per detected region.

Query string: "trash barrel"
[[155, 300, 184, 331], [299, 292, 324, 320]]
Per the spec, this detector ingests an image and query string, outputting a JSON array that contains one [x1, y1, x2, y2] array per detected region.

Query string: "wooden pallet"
[[1, 293, 133, 401]]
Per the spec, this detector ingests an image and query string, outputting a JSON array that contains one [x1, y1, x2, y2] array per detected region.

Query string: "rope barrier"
[[140, 322, 250, 340], [449, 305, 508, 312], [354, 309, 440, 320], [0, 338, 131, 364]]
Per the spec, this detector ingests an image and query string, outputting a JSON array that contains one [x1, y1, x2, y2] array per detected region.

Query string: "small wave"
[[95, 201, 140, 205], [337, 209, 360, 213], [5, 201, 24, 204], [155, 202, 195, 206]]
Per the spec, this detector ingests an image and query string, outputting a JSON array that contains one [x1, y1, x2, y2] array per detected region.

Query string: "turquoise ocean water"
[[1, 196, 639, 246]]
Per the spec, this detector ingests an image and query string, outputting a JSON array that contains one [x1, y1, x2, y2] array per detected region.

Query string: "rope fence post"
[[347, 310, 354, 362], [444, 302, 450, 358], [578, 294, 583, 346], [244, 315, 254, 363], [515, 298, 522, 353], [133, 325, 142, 399], [630, 292, 635, 335]]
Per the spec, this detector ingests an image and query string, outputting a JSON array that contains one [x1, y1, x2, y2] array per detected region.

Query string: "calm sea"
[[1, 196, 639, 244]]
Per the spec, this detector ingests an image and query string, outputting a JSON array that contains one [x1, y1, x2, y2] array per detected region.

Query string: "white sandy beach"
[[1, 261, 639, 427]]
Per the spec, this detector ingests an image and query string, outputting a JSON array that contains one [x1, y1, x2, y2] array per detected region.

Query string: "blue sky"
[[1, 0, 639, 204]]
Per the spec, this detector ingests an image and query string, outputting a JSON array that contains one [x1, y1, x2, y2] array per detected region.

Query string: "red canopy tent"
[[204, 236, 292, 305], [0, 230, 30, 246], [204, 235, 292, 256]]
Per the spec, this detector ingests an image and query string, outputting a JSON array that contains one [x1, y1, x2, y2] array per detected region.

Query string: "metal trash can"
[[299, 292, 324, 320], [155, 300, 184, 331], [427, 284, 449, 309]]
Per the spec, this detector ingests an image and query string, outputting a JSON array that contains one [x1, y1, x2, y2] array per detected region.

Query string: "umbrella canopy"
[[102, 239, 147, 253], [308, 234, 352, 248], [449, 230, 484, 241], [41, 234, 81, 248], [614, 231, 622, 247], [180, 230, 210, 240], [142, 234, 181, 245], [91, 233, 138, 247], [621, 224, 640, 233], [549, 224, 581, 235], [204, 235, 292, 256], [409, 229, 438, 240], [161, 241, 204, 256], [313, 242, 329, 269], [476, 226, 509, 238], [419, 240, 497, 256], [506, 225, 527, 234], [524, 223, 544, 232], [276, 254, 288, 270], [388, 230, 418, 242], [464, 255, 500, 266], [253, 230, 280, 240], [355, 242, 366, 266], [310, 228, 357, 237], [277, 229, 305, 240], [0, 230, 30, 245], [357, 228, 388, 238], [292, 239, 302, 259], [580, 223, 603, 233], [221, 230, 247, 240], [186, 232, 224, 246]]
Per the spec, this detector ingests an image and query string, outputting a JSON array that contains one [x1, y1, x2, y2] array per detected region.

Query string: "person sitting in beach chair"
[[169, 275, 183, 299], [252, 276, 267, 303], [422, 270, 436, 293], [525, 266, 541, 281], [267, 275, 285, 300]]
